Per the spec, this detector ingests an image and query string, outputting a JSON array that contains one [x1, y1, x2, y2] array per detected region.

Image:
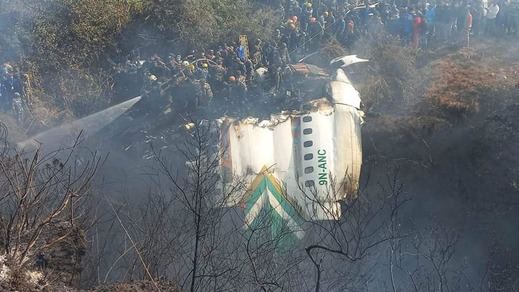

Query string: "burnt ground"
[[361, 37, 519, 288], [78, 37, 519, 288], [4, 37, 519, 290]]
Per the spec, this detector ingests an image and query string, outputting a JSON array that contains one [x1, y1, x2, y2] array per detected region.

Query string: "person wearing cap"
[[302, 2, 313, 30]]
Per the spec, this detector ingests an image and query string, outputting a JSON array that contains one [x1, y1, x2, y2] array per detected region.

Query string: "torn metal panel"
[[289, 63, 329, 77], [218, 97, 362, 221]]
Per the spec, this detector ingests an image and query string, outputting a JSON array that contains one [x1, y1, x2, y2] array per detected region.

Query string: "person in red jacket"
[[464, 7, 473, 47], [412, 11, 423, 49]]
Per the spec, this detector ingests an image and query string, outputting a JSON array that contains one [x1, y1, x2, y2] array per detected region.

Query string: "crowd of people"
[[114, 0, 519, 115], [2, 0, 519, 122]]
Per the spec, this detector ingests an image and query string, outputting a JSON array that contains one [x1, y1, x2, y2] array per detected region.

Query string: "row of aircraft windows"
[[303, 116, 315, 188]]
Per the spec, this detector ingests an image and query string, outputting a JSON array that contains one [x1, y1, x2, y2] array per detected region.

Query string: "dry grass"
[[425, 48, 519, 118]]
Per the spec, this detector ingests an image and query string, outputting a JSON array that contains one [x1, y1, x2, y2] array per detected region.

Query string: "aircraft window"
[[304, 141, 313, 147], [304, 167, 314, 174], [303, 128, 312, 135], [303, 116, 312, 123], [305, 180, 315, 187], [304, 153, 313, 160]]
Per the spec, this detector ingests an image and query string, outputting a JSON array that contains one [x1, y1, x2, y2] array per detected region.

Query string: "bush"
[[143, 0, 281, 49], [358, 36, 418, 113]]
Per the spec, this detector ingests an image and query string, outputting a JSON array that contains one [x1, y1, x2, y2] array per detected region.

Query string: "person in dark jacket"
[[1, 65, 22, 113]]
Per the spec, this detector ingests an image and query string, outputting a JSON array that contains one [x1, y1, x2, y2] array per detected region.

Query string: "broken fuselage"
[[217, 56, 366, 222]]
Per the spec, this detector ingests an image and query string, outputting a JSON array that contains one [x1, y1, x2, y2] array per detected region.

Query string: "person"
[[287, 21, 299, 51], [290, 2, 302, 19], [1, 65, 22, 113], [301, 2, 313, 29], [344, 19, 357, 48], [324, 11, 336, 37], [35, 252, 48, 270], [504, 1, 519, 34], [471, 0, 486, 36], [486, 2, 500, 34], [193, 78, 213, 107], [400, 8, 413, 45], [280, 42, 291, 65], [425, 3, 437, 44], [196, 63, 210, 80], [411, 10, 424, 49], [237, 44, 246, 61], [320, 11, 329, 30], [244, 58, 254, 84], [436, 3, 451, 41], [225, 75, 246, 103], [337, 15, 346, 40], [307, 17, 324, 50], [210, 59, 226, 92], [12, 92, 25, 124], [464, 7, 473, 47]]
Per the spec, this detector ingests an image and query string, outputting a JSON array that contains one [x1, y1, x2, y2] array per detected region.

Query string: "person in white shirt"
[[485, 3, 500, 34], [487, 3, 500, 19]]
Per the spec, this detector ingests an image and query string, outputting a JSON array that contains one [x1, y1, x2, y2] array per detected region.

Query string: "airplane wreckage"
[[17, 55, 368, 240], [216, 55, 367, 238]]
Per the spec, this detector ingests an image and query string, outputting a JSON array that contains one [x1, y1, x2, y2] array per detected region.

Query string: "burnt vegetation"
[[0, 0, 518, 291]]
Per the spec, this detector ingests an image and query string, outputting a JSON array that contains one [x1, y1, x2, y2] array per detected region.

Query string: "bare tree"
[[115, 121, 247, 291], [301, 169, 409, 292], [0, 127, 101, 288]]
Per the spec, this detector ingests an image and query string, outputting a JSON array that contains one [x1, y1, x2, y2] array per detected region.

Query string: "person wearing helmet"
[[182, 60, 190, 67], [196, 63, 210, 80], [302, 2, 313, 29]]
